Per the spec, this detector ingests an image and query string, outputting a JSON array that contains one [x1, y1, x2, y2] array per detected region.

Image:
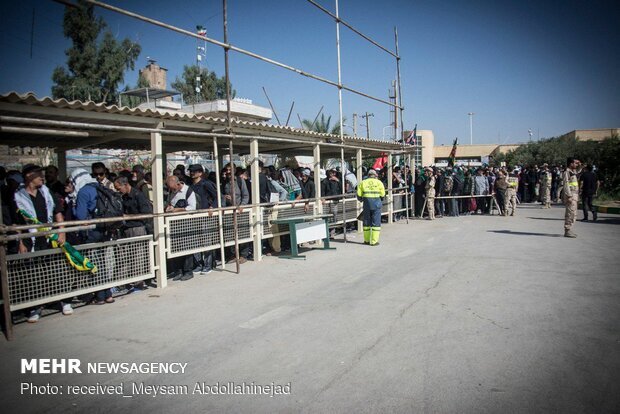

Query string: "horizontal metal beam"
[[0, 126, 89, 137], [76, 0, 401, 110]]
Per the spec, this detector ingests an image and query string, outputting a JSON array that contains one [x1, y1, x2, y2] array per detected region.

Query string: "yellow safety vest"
[[357, 178, 385, 199], [507, 176, 518, 188], [568, 176, 578, 187]]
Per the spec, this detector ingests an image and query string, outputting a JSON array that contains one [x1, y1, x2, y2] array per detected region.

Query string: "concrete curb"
[[595, 205, 620, 214]]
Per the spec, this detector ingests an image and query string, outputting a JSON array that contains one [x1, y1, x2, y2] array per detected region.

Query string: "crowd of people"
[[0, 156, 600, 323], [0, 161, 373, 323], [411, 162, 599, 223]]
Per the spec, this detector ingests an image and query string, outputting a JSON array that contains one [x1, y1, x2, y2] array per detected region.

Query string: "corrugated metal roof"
[[0, 92, 405, 148]]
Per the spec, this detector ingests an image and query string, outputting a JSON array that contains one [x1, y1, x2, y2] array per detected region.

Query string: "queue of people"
[[0, 156, 600, 324]]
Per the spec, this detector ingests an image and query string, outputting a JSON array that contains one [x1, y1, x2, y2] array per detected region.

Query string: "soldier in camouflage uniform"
[[562, 157, 581, 238], [505, 170, 519, 216], [425, 168, 436, 220]]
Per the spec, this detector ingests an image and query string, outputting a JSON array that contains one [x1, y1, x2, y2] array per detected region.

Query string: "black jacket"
[[191, 178, 219, 209], [121, 187, 153, 232]]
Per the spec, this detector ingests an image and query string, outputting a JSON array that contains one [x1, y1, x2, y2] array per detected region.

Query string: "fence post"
[[387, 153, 393, 223], [356, 148, 363, 232], [151, 124, 168, 289], [250, 138, 262, 261], [0, 242, 13, 340]]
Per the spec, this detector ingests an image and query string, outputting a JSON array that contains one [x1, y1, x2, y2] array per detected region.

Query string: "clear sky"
[[1, 0, 618, 145]]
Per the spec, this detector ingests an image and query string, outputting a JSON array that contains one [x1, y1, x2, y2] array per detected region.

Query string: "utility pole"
[[468, 112, 474, 145], [362, 112, 374, 139], [352, 113, 358, 138]]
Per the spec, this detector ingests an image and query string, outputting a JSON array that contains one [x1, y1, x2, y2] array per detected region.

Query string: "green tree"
[[500, 135, 620, 193], [301, 114, 346, 135], [171, 65, 234, 104], [51, 0, 140, 104]]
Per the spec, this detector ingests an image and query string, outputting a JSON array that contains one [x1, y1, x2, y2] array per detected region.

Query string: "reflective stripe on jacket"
[[357, 178, 386, 199]]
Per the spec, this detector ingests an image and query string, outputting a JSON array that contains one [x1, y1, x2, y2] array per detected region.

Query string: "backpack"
[[94, 185, 124, 232]]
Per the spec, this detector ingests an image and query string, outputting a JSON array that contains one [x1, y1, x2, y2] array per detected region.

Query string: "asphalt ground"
[[1, 203, 619, 413]]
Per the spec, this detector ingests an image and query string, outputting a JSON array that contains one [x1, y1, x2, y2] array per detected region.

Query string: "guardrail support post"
[[387, 153, 394, 223], [250, 138, 262, 261], [151, 123, 168, 289], [313, 144, 322, 216], [356, 148, 363, 232]]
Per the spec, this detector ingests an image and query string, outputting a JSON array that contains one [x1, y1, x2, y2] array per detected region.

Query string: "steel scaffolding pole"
[[68, 0, 401, 110]]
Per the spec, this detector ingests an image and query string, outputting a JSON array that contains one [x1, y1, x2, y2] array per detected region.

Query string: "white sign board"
[[295, 221, 327, 244]]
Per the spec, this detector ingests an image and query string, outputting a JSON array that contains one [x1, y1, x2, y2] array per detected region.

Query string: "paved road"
[[2, 204, 619, 413]]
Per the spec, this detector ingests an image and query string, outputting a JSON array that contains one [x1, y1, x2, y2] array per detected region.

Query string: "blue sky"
[[1, 0, 618, 145]]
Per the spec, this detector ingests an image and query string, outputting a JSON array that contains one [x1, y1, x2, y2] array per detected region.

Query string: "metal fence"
[[165, 209, 253, 258], [2, 190, 411, 327], [6, 236, 153, 312]]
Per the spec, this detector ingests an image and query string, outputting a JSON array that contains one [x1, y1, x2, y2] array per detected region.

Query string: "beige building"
[[403, 129, 519, 167], [558, 128, 619, 142], [403, 129, 434, 167], [432, 143, 519, 167]]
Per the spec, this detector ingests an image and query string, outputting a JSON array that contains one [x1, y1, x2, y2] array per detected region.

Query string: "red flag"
[[372, 153, 388, 170]]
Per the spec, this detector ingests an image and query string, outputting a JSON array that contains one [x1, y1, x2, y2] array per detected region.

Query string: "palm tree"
[[301, 114, 346, 135]]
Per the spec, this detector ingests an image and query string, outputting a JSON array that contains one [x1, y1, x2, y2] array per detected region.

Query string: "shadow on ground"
[[488, 229, 563, 238]]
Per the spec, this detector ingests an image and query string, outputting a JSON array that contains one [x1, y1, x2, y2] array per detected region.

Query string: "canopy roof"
[[119, 87, 180, 100], [0, 92, 414, 158]]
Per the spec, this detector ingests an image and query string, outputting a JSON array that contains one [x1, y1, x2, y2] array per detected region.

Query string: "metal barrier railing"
[[391, 190, 408, 214], [165, 209, 253, 259], [5, 235, 153, 312], [1, 188, 412, 338], [261, 202, 316, 238]]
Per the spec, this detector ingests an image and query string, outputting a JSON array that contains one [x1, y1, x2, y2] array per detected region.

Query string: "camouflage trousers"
[[541, 185, 551, 204], [426, 194, 435, 220], [564, 195, 578, 230], [504, 189, 517, 216]]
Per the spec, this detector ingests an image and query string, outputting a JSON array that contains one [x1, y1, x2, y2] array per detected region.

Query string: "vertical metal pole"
[[0, 185, 13, 340], [365, 112, 371, 139], [213, 137, 226, 270], [313, 144, 322, 216], [250, 138, 262, 261], [387, 153, 393, 224], [229, 139, 240, 273], [408, 153, 414, 218], [353, 113, 358, 138], [0, 242, 12, 340], [335, 0, 346, 242], [340, 147, 347, 242], [470, 113, 474, 145], [313, 143, 323, 246], [393, 80, 398, 144], [223, 0, 239, 274], [151, 124, 167, 290], [356, 148, 363, 233], [394, 26, 409, 224]]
